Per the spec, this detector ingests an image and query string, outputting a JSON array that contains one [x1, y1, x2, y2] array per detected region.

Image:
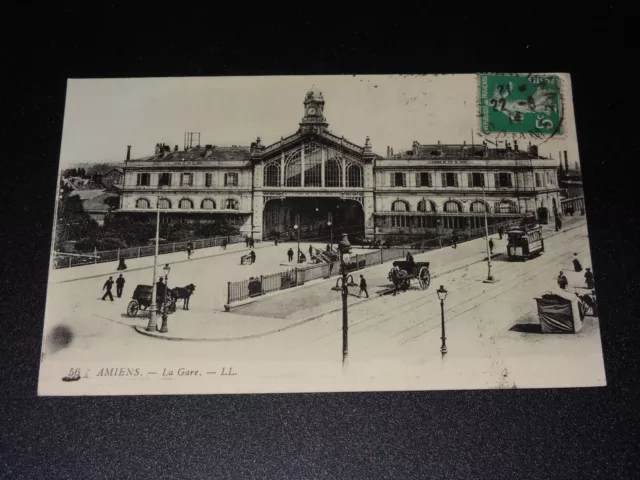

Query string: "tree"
[[55, 193, 99, 252]]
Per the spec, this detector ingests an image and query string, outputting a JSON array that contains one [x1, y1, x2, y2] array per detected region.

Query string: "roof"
[[105, 167, 124, 175], [69, 189, 106, 201], [130, 146, 250, 163], [389, 143, 546, 160], [83, 192, 118, 212]]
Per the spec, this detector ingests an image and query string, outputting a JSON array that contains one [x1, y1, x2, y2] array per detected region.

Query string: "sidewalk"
[[50, 241, 271, 284], [135, 234, 509, 341], [134, 217, 587, 342]]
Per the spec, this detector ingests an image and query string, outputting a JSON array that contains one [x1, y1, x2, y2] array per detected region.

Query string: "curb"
[[134, 222, 587, 342]]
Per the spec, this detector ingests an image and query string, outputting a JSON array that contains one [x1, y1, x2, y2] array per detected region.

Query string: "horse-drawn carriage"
[[126, 284, 176, 317], [388, 260, 431, 291], [126, 283, 196, 317]]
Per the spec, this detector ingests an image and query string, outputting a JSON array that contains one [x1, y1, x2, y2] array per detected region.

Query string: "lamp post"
[[338, 233, 353, 367], [159, 263, 171, 333], [327, 211, 333, 251], [436, 285, 448, 356], [294, 214, 301, 263], [437, 218, 442, 249], [146, 202, 161, 331], [482, 187, 495, 283]]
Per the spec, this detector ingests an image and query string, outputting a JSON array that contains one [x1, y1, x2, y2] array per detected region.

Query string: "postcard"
[[39, 73, 605, 395]]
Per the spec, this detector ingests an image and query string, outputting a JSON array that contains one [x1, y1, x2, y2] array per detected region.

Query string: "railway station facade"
[[119, 87, 562, 240]]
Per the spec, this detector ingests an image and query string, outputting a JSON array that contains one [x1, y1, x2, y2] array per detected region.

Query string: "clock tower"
[[299, 86, 328, 133]]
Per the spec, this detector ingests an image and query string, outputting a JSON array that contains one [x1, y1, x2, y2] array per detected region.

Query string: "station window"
[[136, 173, 150, 186], [468, 172, 485, 187], [224, 172, 238, 187], [391, 172, 406, 187], [158, 172, 172, 187]]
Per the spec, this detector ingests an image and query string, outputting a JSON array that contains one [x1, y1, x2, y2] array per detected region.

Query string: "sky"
[[59, 74, 581, 168]]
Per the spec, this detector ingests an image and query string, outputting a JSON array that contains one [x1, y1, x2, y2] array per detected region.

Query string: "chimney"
[[390, 147, 394, 156], [174, 145, 178, 152], [155, 143, 161, 155], [564, 150, 569, 171], [126, 145, 131, 161], [412, 141, 419, 156], [386, 146, 391, 157]]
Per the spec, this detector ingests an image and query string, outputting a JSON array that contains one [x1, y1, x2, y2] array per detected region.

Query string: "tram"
[[506, 225, 545, 261]]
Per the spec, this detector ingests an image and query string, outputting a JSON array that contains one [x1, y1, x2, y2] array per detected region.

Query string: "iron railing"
[[225, 220, 520, 306], [53, 234, 246, 269]]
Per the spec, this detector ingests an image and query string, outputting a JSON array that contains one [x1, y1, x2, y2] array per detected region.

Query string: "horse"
[[170, 284, 196, 310]]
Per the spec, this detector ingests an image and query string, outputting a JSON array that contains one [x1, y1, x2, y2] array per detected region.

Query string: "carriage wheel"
[[418, 267, 431, 290], [126, 300, 139, 317]]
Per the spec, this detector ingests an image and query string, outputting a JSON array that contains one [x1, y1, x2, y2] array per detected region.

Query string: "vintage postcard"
[[39, 74, 606, 395]]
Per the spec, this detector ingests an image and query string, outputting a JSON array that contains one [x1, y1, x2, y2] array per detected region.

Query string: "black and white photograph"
[[38, 73, 605, 395]]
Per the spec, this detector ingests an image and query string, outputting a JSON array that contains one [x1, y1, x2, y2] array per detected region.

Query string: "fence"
[[226, 219, 521, 305], [53, 234, 246, 269]]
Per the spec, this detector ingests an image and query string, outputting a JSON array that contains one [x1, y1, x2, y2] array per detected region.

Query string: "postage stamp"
[[478, 73, 564, 137]]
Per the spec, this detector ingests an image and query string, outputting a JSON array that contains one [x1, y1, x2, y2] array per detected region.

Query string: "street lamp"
[[436, 285, 448, 356], [327, 213, 333, 251], [482, 187, 495, 283], [436, 218, 442, 249], [337, 233, 352, 367], [294, 214, 301, 263], [159, 263, 171, 333], [146, 200, 161, 331]]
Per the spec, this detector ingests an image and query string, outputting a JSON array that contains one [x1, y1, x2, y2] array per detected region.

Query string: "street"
[[38, 221, 606, 395]]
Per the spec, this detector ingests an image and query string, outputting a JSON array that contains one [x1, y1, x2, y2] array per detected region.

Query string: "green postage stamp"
[[478, 73, 564, 136]]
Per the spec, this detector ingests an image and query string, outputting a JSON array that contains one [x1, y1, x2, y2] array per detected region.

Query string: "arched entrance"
[[263, 197, 365, 241]]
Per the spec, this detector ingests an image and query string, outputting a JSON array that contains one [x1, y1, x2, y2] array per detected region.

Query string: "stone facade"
[[119, 88, 562, 239]]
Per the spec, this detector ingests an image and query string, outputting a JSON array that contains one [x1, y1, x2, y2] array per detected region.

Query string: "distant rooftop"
[[386, 141, 547, 160], [130, 144, 250, 163]]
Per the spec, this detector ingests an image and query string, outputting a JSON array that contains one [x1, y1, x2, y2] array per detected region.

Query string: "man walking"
[[115, 274, 125, 298], [557, 271, 568, 290], [358, 274, 369, 298], [250, 250, 256, 264], [156, 277, 167, 313], [187, 241, 194, 259], [102, 276, 114, 301], [451, 231, 458, 249], [498, 225, 504, 240], [309, 245, 314, 259], [489, 238, 494, 255], [287, 248, 294, 263]]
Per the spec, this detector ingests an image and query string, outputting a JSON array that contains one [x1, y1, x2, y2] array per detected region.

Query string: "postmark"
[[478, 73, 564, 137]]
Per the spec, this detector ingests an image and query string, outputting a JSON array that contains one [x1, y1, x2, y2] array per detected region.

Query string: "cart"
[[126, 284, 176, 317], [388, 261, 431, 290]]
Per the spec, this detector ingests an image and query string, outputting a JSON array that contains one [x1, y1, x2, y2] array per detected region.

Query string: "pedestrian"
[[250, 250, 256, 264], [102, 276, 114, 301], [358, 274, 369, 298], [245, 235, 249, 248], [451, 231, 458, 249], [287, 248, 294, 262], [115, 274, 125, 298], [309, 245, 314, 258], [274, 237, 278, 246], [498, 226, 504, 240], [117, 257, 127, 270], [156, 277, 166, 312], [557, 271, 568, 290], [187, 241, 193, 259], [221, 238, 228, 250], [572, 253, 582, 272], [250, 237, 255, 248], [489, 238, 494, 255], [585, 268, 595, 289], [326, 244, 331, 252]]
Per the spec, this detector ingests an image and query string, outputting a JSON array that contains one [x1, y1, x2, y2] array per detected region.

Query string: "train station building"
[[119, 87, 562, 240]]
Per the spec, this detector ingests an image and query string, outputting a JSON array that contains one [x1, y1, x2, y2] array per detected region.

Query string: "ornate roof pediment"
[[251, 128, 369, 163]]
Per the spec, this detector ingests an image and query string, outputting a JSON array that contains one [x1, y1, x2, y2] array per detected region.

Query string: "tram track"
[[303, 226, 590, 348]]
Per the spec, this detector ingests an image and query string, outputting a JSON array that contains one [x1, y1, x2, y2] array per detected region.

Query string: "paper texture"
[[39, 74, 606, 395]]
